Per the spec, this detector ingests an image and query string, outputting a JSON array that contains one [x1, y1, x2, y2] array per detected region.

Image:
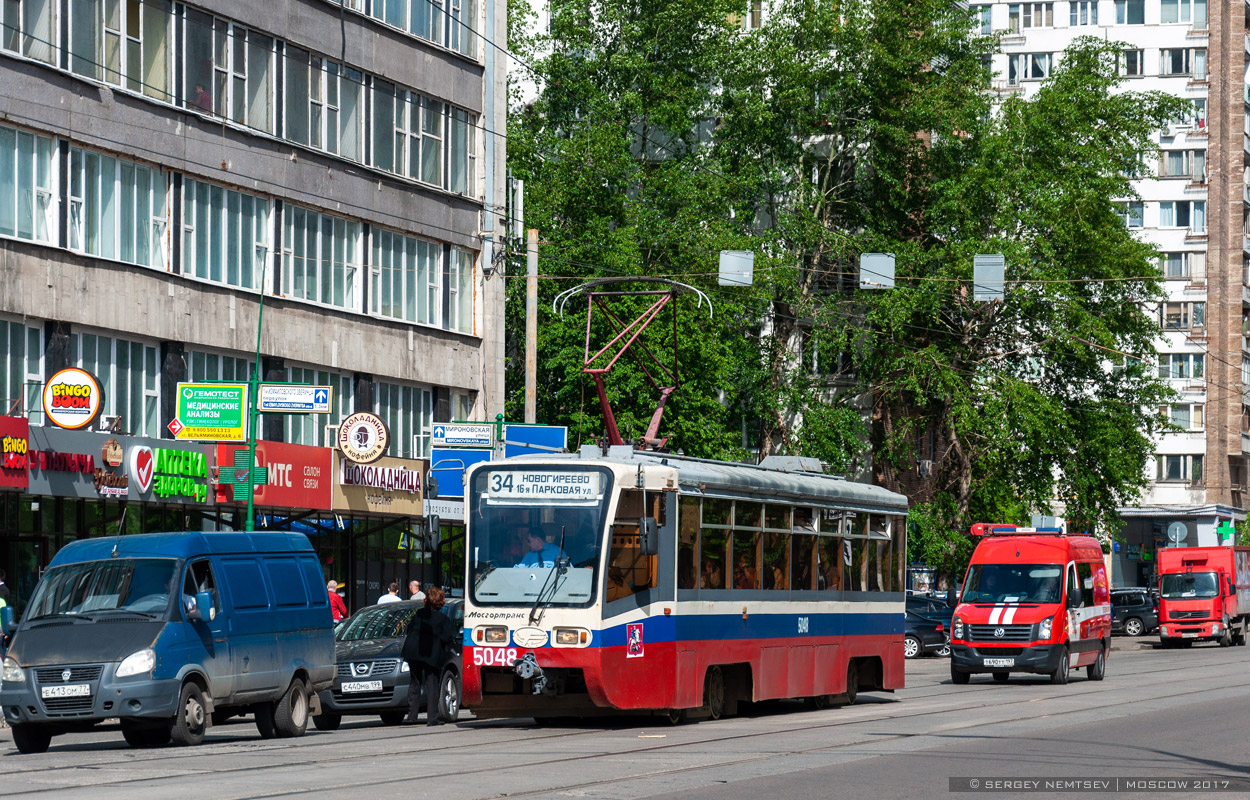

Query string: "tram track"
[[4, 646, 1248, 798]]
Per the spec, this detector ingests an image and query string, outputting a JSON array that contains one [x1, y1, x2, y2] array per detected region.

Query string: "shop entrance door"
[[4, 536, 45, 616]]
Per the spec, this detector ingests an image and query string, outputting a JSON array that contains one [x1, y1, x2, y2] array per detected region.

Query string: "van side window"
[[1076, 562, 1095, 607], [1066, 564, 1080, 606], [183, 560, 220, 618]]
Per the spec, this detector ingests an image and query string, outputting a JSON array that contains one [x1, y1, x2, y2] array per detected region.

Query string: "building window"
[[1160, 149, 1205, 181], [182, 178, 270, 290], [1161, 0, 1206, 26], [188, 350, 253, 383], [1069, 0, 1097, 25], [1161, 251, 1205, 280], [68, 0, 171, 100], [1161, 403, 1204, 430], [447, 0, 476, 56], [448, 247, 474, 334], [0, 317, 43, 418], [282, 206, 361, 311], [1183, 98, 1207, 128], [369, 0, 478, 56], [182, 11, 274, 133], [1007, 53, 1052, 84], [1007, 2, 1052, 30], [371, 228, 440, 326], [1115, 0, 1144, 24], [1, 0, 56, 64], [1157, 353, 1204, 379], [1156, 454, 1203, 484], [69, 331, 158, 437], [449, 107, 474, 195], [1120, 49, 1144, 76], [0, 124, 56, 245], [1161, 48, 1206, 78], [373, 381, 433, 458], [394, 93, 444, 187], [1160, 301, 1205, 330], [1116, 201, 1143, 229], [970, 5, 991, 33], [68, 146, 167, 268], [1159, 200, 1206, 231], [283, 365, 352, 448], [284, 47, 364, 162]]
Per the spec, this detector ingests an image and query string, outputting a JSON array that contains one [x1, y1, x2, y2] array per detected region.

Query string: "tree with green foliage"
[[506, 0, 1186, 582]]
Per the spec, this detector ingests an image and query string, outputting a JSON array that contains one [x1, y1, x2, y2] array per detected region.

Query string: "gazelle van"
[[948, 524, 1110, 685]]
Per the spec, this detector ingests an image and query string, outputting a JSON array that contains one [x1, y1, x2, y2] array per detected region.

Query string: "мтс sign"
[[174, 383, 247, 442]]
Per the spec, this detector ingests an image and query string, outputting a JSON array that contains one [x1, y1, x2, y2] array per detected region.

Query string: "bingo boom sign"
[[43, 368, 103, 430]]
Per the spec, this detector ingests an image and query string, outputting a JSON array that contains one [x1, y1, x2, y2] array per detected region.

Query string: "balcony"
[[1243, 431, 1250, 455]]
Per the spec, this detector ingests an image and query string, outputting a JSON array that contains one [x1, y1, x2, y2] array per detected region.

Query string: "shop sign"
[[337, 413, 389, 464], [332, 453, 426, 516], [43, 368, 103, 429], [153, 448, 209, 502], [101, 438, 124, 467], [0, 416, 30, 489], [25, 427, 212, 504], [174, 383, 248, 442], [214, 441, 333, 511]]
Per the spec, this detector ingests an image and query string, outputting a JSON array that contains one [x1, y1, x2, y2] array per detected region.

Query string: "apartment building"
[[980, 0, 1247, 583], [0, 0, 507, 608]]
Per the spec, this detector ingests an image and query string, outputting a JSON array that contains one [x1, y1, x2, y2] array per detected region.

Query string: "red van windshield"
[[962, 564, 1062, 604]]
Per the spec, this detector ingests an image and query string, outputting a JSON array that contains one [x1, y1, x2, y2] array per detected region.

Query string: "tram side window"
[[607, 489, 658, 602], [678, 497, 699, 590], [700, 529, 727, 589], [818, 536, 842, 590], [762, 532, 788, 590], [732, 530, 760, 590], [792, 534, 816, 590]]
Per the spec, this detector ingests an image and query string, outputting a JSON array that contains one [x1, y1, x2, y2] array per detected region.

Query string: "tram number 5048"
[[797, 617, 810, 634], [473, 647, 519, 667]]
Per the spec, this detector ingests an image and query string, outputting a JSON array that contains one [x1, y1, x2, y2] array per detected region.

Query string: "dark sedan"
[[313, 599, 464, 730], [904, 611, 949, 658]]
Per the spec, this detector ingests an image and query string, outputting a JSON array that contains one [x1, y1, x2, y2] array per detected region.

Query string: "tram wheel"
[[703, 666, 726, 721], [805, 694, 831, 710], [664, 708, 687, 725], [843, 661, 858, 705]]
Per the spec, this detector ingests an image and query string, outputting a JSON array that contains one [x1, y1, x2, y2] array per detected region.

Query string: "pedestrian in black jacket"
[[402, 586, 455, 725]]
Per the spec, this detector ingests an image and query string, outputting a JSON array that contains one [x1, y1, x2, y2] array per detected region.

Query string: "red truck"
[[1157, 546, 1250, 648]]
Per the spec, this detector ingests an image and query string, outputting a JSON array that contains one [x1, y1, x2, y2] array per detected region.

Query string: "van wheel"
[[274, 678, 310, 738], [439, 669, 461, 722], [11, 724, 52, 754], [992, 672, 1009, 682], [664, 708, 687, 725], [1086, 644, 1106, 681], [1050, 649, 1070, 685], [255, 703, 277, 739], [170, 682, 208, 746], [312, 712, 342, 731], [1123, 618, 1144, 637], [950, 663, 970, 685], [844, 661, 859, 704], [703, 666, 725, 720]]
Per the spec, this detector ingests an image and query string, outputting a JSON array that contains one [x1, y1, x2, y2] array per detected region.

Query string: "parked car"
[[1110, 588, 1158, 637], [907, 594, 952, 626], [0, 532, 335, 754], [904, 611, 949, 658], [313, 599, 464, 729]]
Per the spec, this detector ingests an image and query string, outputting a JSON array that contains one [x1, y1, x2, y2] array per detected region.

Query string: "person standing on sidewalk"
[[327, 580, 348, 622], [409, 579, 425, 602], [401, 587, 454, 725]]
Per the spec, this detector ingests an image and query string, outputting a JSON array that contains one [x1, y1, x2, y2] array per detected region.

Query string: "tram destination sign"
[[486, 470, 602, 501]]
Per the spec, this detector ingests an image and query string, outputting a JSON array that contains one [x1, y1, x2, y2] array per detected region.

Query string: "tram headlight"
[[484, 626, 508, 644], [555, 629, 580, 646]]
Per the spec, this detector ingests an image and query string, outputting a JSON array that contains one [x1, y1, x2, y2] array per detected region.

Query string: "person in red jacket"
[[327, 579, 348, 622]]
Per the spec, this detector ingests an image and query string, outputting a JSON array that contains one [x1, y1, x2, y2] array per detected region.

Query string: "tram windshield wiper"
[[528, 526, 567, 626]]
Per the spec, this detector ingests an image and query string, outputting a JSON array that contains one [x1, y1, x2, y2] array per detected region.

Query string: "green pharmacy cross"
[[218, 449, 269, 504]]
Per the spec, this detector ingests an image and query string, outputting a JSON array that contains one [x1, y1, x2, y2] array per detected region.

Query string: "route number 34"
[[473, 647, 519, 667]]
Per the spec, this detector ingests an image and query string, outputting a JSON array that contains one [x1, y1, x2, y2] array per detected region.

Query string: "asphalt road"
[[3, 640, 1249, 800]]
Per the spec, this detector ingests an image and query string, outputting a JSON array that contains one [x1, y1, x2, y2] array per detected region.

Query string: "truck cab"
[[1157, 547, 1250, 648], [949, 524, 1110, 686]]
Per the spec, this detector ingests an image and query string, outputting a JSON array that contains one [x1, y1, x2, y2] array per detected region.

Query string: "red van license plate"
[[982, 658, 1014, 667]]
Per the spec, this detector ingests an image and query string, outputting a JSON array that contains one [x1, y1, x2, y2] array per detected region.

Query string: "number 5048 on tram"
[[461, 445, 910, 722]]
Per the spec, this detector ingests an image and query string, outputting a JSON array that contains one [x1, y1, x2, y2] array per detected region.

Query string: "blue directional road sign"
[[432, 422, 493, 448], [430, 448, 493, 498], [502, 424, 568, 458], [257, 384, 334, 414]]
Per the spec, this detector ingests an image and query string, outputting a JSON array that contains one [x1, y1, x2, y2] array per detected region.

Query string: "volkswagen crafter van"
[[0, 532, 334, 753], [948, 524, 1110, 685]]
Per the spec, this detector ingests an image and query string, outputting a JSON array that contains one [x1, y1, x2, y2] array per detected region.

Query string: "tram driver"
[[514, 529, 568, 569]]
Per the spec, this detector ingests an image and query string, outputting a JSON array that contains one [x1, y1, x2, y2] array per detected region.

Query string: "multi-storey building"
[[0, 0, 507, 610], [980, 0, 1245, 583]]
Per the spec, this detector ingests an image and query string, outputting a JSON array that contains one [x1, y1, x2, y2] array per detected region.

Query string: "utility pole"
[[525, 228, 538, 424]]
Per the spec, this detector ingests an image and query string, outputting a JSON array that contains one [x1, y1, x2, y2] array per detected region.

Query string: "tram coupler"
[[514, 652, 548, 694]]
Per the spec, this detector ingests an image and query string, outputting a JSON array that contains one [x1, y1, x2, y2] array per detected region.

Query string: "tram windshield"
[[467, 465, 614, 608]]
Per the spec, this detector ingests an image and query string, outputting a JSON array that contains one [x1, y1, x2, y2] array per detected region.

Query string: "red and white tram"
[[461, 446, 909, 721]]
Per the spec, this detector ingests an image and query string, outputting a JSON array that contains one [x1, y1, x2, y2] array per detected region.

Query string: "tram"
[[460, 445, 909, 721]]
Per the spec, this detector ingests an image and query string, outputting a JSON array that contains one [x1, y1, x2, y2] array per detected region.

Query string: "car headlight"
[[400, 660, 410, 673], [1038, 617, 1053, 640], [2, 657, 25, 683], [952, 616, 965, 640], [116, 649, 156, 678]]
